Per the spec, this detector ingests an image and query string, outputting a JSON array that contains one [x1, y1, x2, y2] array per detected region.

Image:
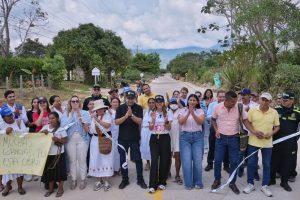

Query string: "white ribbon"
[[211, 131, 300, 193], [94, 120, 128, 169]]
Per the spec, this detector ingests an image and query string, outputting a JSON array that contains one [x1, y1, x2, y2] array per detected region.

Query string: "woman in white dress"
[[168, 98, 183, 185], [109, 97, 121, 174], [140, 98, 155, 170], [88, 99, 114, 192], [0, 106, 27, 196]]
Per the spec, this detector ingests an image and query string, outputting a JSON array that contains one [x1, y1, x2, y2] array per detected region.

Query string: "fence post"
[[19, 75, 23, 98], [32, 74, 35, 94], [6, 76, 9, 90]]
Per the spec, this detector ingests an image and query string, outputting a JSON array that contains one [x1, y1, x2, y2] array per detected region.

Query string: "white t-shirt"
[[41, 125, 67, 155], [0, 120, 27, 134], [150, 111, 173, 134]]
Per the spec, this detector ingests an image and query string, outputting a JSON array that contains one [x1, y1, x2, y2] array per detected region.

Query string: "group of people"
[[0, 82, 299, 198]]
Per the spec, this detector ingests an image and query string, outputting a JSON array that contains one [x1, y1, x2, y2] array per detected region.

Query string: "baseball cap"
[[282, 92, 295, 100], [169, 98, 177, 104], [155, 95, 165, 102], [0, 106, 13, 117], [125, 90, 136, 98], [240, 88, 251, 95], [93, 84, 100, 88], [38, 96, 47, 103], [260, 92, 272, 101]]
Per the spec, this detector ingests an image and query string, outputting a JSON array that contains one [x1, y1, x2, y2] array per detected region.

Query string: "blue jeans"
[[214, 134, 239, 184], [179, 131, 204, 188], [247, 145, 272, 186]]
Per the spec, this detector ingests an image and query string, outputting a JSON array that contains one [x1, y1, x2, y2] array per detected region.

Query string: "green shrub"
[[123, 68, 141, 82], [42, 55, 66, 89], [270, 64, 300, 105], [199, 69, 215, 84]]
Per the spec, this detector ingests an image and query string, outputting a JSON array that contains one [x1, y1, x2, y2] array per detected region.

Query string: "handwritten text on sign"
[[0, 133, 52, 176]]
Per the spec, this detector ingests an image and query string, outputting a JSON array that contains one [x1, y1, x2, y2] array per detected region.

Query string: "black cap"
[[93, 84, 100, 88], [125, 90, 136, 98], [38, 96, 47, 103], [155, 95, 165, 102], [282, 92, 295, 100]]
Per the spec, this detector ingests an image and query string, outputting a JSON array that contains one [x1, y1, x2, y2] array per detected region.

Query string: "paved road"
[[3, 74, 300, 200]]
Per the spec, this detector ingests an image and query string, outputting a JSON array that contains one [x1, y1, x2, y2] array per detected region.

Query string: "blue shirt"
[[61, 110, 91, 144], [207, 101, 219, 120]]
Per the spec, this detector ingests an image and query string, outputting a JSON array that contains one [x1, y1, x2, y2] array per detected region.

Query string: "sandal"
[[18, 188, 26, 195], [44, 191, 54, 197], [2, 185, 12, 197], [175, 176, 183, 185], [55, 191, 64, 198]]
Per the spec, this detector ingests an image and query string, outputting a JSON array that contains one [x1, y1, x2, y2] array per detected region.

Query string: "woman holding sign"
[[0, 106, 27, 196], [41, 112, 67, 198]]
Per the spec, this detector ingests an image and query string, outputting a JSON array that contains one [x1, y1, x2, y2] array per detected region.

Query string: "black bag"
[[238, 103, 249, 152]]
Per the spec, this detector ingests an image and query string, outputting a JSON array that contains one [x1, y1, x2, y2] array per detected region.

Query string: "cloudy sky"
[[10, 0, 227, 50]]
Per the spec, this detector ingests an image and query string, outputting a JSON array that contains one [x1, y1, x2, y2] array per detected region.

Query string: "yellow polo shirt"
[[248, 106, 280, 148], [137, 92, 156, 109]]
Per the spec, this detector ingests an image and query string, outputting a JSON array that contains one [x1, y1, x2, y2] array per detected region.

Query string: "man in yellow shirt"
[[242, 92, 280, 197], [137, 84, 156, 109]]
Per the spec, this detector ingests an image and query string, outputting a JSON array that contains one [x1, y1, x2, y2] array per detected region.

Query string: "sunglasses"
[[71, 100, 79, 103]]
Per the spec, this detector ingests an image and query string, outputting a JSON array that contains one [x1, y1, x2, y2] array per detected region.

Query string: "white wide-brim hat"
[[92, 99, 108, 111]]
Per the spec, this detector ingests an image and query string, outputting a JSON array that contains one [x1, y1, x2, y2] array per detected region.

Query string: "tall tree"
[[0, 0, 47, 58], [199, 0, 300, 87], [51, 23, 130, 83], [15, 38, 46, 57], [130, 52, 160, 73]]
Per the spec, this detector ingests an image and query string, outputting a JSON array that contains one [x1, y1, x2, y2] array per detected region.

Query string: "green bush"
[[42, 55, 66, 89], [123, 68, 141, 82], [199, 69, 215, 84], [270, 64, 300, 105]]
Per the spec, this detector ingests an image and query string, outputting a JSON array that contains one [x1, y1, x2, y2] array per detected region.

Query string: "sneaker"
[[158, 185, 166, 190], [104, 181, 111, 192], [119, 180, 129, 189], [261, 185, 273, 197], [137, 181, 147, 189], [93, 180, 104, 191], [243, 183, 255, 194], [79, 180, 87, 190], [194, 185, 203, 189], [204, 164, 213, 171], [288, 176, 296, 182], [148, 188, 155, 193]]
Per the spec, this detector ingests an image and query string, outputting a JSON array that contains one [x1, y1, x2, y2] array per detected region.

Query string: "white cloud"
[[9, 0, 228, 50]]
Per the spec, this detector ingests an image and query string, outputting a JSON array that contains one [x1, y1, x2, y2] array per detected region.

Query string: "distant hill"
[[134, 46, 220, 69]]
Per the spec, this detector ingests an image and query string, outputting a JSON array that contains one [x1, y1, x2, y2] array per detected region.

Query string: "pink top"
[[212, 102, 247, 135], [178, 108, 204, 132]]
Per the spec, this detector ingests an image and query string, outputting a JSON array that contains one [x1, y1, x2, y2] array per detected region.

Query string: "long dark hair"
[[38, 98, 51, 114], [30, 97, 39, 112], [203, 89, 213, 100], [187, 94, 200, 109]]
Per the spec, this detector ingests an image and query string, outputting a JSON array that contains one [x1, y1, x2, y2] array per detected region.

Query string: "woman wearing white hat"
[[88, 99, 113, 192]]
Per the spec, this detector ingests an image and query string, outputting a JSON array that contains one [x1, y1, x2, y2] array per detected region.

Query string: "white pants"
[[66, 133, 88, 181]]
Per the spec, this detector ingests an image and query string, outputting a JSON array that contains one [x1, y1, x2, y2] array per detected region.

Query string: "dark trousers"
[[118, 140, 144, 182], [291, 139, 298, 177], [207, 126, 229, 167], [271, 141, 295, 183], [149, 134, 171, 189]]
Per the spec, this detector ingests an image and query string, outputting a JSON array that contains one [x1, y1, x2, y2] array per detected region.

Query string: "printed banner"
[[0, 133, 52, 176]]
